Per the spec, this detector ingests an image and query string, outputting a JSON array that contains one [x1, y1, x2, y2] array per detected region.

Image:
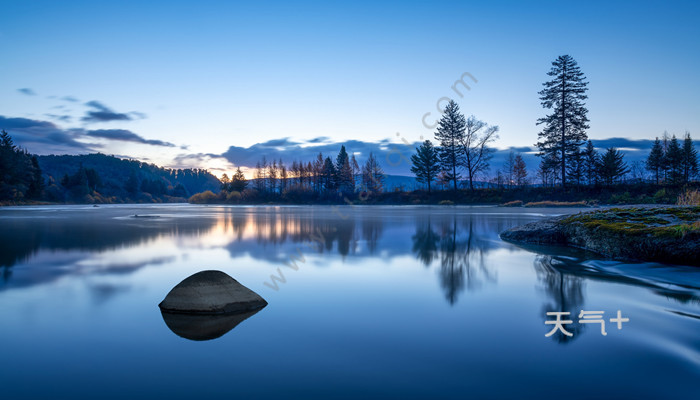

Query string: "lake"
[[0, 204, 698, 399]]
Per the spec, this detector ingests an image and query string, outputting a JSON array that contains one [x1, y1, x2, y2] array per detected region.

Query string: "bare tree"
[[460, 115, 499, 190]]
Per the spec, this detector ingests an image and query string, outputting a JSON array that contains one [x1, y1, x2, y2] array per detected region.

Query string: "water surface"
[[0, 205, 698, 399]]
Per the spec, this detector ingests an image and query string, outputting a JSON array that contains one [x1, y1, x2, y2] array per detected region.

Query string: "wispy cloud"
[[17, 88, 36, 96], [82, 101, 133, 123], [85, 129, 175, 147], [0, 115, 176, 154], [0, 115, 95, 154], [45, 114, 73, 122]]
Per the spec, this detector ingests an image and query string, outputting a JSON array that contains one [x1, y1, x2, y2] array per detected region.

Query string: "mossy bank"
[[500, 206, 700, 266]]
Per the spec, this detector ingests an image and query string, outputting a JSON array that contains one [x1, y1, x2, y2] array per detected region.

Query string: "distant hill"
[[37, 153, 221, 202]]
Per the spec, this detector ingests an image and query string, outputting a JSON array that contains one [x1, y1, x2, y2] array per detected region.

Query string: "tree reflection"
[[534, 255, 586, 344], [413, 215, 497, 305], [412, 217, 439, 266]]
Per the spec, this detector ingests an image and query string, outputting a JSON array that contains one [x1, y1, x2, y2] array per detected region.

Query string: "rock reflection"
[[160, 309, 263, 341]]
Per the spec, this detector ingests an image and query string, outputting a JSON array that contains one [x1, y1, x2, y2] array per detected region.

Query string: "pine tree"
[[434, 99, 465, 192], [410, 140, 440, 193], [681, 131, 698, 184], [582, 140, 599, 185], [322, 157, 336, 192], [513, 153, 528, 186], [335, 145, 354, 193], [231, 167, 248, 192], [362, 152, 384, 193], [567, 146, 584, 186], [646, 137, 665, 185], [665, 135, 683, 185], [313, 153, 324, 193], [536, 55, 589, 187], [598, 148, 629, 185]]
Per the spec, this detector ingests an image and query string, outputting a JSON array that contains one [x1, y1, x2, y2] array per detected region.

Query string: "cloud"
[[169, 152, 226, 170], [85, 129, 175, 147], [45, 114, 72, 122], [17, 88, 36, 96], [61, 96, 79, 102], [0, 115, 95, 154], [81, 101, 133, 122], [0, 115, 175, 154], [220, 136, 700, 177]]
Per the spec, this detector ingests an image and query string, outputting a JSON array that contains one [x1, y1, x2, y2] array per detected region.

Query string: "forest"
[[0, 130, 219, 204]]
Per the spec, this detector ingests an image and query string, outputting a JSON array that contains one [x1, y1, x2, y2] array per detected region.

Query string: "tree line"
[[409, 55, 698, 192], [199, 146, 387, 203]]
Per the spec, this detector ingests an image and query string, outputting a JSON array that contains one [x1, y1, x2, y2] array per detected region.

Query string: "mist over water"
[[0, 205, 698, 399]]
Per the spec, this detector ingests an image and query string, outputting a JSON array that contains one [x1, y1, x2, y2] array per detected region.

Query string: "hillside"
[[37, 153, 221, 203]]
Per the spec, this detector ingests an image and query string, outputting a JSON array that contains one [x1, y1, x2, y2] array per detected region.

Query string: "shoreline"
[[500, 206, 700, 266]]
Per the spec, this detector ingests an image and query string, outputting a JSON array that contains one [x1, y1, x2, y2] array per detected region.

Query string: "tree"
[[538, 153, 560, 187], [536, 55, 589, 187], [582, 140, 599, 185], [335, 145, 354, 193], [254, 161, 265, 191], [665, 135, 683, 185], [362, 152, 384, 193], [646, 137, 665, 185], [434, 99, 465, 192], [460, 115, 498, 190], [681, 131, 698, 184], [279, 159, 288, 192], [598, 148, 629, 185], [513, 153, 528, 186], [567, 146, 584, 186], [220, 173, 231, 192], [322, 157, 336, 192], [410, 140, 440, 193], [313, 153, 324, 193], [503, 151, 516, 188], [230, 167, 248, 192], [268, 160, 278, 193]]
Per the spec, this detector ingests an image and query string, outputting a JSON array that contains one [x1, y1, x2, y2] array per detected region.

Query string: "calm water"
[[0, 205, 698, 399]]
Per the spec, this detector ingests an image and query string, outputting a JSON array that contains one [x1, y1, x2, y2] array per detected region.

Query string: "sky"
[[1, 0, 699, 177]]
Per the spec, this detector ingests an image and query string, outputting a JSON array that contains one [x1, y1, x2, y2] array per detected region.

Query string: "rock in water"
[[159, 270, 267, 314]]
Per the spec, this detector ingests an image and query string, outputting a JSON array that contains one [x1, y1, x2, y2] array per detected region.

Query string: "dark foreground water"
[[0, 205, 698, 399]]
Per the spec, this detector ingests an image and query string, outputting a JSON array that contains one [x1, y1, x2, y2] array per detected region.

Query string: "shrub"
[[226, 191, 242, 203], [677, 189, 700, 206], [610, 191, 633, 204], [189, 190, 217, 204], [653, 189, 669, 204], [438, 200, 455, 205], [501, 200, 523, 207]]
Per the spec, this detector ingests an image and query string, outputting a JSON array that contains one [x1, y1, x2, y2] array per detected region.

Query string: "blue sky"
[[1, 0, 698, 176]]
